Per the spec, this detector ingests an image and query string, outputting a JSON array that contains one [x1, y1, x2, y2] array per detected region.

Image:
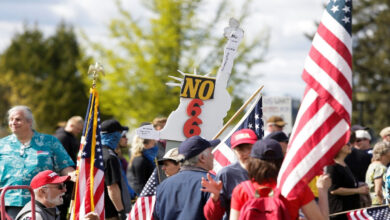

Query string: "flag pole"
[[212, 85, 264, 140], [69, 62, 105, 219]]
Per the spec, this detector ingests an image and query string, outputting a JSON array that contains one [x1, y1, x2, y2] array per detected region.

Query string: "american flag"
[[277, 0, 352, 199], [71, 88, 105, 220], [213, 96, 263, 173], [128, 169, 159, 220], [347, 205, 390, 220]]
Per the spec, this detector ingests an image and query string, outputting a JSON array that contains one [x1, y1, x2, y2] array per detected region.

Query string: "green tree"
[[352, 0, 390, 134], [0, 22, 90, 133], [88, 0, 269, 127]]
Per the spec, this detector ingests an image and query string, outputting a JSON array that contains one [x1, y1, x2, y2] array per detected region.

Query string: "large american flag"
[[128, 169, 159, 220], [347, 205, 390, 220], [277, 0, 352, 199], [213, 96, 263, 173], [71, 88, 105, 220]]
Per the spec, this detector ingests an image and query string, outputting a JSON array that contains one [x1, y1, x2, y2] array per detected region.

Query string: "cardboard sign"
[[135, 124, 160, 140]]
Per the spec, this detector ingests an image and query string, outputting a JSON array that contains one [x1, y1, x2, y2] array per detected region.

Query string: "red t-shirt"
[[231, 180, 314, 220]]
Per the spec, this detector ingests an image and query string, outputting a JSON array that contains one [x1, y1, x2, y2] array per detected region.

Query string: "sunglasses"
[[43, 183, 65, 190], [356, 138, 368, 142]]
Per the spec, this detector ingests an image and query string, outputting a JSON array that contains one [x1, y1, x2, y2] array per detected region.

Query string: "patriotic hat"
[[251, 139, 283, 160], [30, 170, 70, 189], [230, 129, 258, 149], [179, 136, 220, 160]]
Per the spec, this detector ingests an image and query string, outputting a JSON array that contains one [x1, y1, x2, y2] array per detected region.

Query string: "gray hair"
[[33, 186, 44, 195], [8, 105, 35, 129], [181, 148, 210, 167], [372, 141, 390, 161]]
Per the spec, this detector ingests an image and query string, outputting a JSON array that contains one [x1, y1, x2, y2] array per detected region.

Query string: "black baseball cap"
[[101, 119, 128, 134], [266, 131, 289, 143]]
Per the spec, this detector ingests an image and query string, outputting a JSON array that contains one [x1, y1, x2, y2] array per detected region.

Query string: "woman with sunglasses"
[[326, 143, 369, 220]]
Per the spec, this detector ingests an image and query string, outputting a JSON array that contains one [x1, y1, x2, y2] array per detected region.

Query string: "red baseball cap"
[[231, 129, 258, 149], [30, 170, 70, 189]]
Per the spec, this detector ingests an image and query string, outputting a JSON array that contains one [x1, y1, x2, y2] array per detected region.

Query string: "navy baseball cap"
[[251, 139, 283, 160], [101, 119, 128, 134], [351, 124, 368, 132], [179, 136, 220, 160], [266, 131, 289, 143]]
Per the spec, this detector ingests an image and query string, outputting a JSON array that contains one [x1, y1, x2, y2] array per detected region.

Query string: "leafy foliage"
[[0, 23, 90, 133], [352, 0, 390, 133]]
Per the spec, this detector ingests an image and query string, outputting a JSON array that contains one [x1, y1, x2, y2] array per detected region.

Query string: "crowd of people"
[[1, 105, 390, 220]]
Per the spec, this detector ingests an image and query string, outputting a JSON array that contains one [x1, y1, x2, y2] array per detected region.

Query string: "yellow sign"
[[180, 75, 215, 100]]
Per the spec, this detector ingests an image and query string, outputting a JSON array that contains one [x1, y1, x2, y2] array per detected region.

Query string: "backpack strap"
[[242, 180, 256, 198]]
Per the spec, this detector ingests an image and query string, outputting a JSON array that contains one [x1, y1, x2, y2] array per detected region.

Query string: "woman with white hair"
[[126, 134, 156, 194]]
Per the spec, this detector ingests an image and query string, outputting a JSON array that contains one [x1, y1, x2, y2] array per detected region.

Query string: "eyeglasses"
[[43, 183, 65, 190]]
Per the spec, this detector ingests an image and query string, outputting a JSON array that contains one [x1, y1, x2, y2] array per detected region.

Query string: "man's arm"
[[107, 183, 125, 219]]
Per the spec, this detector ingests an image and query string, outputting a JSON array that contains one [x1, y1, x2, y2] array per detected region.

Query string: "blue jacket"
[[154, 166, 213, 220]]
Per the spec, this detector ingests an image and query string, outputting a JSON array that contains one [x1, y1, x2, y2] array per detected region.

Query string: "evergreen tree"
[[0, 23, 90, 133], [88, 0, 269, 127], [352, 0, 390, 134]]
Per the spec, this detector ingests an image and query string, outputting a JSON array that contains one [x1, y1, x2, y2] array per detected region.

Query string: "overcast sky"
[[0, 0, 326, 99]]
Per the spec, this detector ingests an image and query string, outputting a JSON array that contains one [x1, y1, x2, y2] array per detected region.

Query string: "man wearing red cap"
[[15, 170, 70, 220], [202, 129, 258, 220]]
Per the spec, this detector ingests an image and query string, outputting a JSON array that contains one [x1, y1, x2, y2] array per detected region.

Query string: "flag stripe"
[[129, 169, 159, 220], [280, 118, 349, 196], [308, 45, 352, 99], [317, 22, 352, 68], [303, 68, 351, 122]]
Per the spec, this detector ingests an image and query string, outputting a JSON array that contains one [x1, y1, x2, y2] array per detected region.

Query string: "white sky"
[[0, 0, 326, 99]]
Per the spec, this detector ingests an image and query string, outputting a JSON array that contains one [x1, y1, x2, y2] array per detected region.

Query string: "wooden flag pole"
[[212, 85, 264, 140]]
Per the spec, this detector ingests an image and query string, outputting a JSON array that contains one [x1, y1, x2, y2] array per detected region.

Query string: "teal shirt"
[[0, 131, 74, 206]]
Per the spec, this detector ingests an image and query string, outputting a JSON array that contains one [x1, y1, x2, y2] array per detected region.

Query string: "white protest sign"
[[262, 96, 292, 135], [160, 18, 244, 142], [135, 124, 160, 140]]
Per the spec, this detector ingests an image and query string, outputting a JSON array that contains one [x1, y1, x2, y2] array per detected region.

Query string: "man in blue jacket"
[[153, 136, 220, 220]]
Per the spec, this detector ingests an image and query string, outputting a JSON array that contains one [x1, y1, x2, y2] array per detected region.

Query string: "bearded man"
[[16, 170, 69, 220]]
